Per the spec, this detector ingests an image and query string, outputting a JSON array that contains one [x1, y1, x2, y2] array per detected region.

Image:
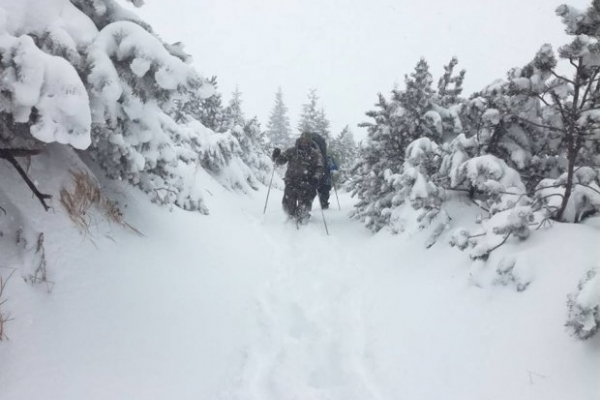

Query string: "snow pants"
[[282, 179, 316, 219], [317, 182, 331, 209]]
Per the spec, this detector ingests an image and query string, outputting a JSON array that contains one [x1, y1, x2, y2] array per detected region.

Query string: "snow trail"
[[2, 184, 600, 400], [230, 203, 384, 399]]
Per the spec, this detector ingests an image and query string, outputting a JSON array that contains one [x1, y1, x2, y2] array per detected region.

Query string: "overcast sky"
[[124, 0, 590, 140]]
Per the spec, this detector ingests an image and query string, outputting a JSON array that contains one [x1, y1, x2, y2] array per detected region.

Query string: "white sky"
[[124, 0, 590, 140]]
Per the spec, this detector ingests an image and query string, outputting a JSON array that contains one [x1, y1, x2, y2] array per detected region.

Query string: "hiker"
[[302, 132, 336, 209], [272, 132, 325, 223], [318, 154, 338, 209]]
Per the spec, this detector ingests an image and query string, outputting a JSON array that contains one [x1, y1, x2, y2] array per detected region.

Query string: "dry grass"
[[0, 269, 14, 341], [60, 170, 142, 237], [22, 233, 54, 293]]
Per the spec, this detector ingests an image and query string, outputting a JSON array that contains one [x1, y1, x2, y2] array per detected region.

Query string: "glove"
[[310, 174, 321, 187], [272, 148, 281, 160]]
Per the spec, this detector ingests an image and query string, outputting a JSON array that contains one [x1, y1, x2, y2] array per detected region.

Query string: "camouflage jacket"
[[274, 143, 324, 184]]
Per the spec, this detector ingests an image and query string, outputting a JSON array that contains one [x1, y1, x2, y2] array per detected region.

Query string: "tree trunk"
[[555, 129, 577, 221]]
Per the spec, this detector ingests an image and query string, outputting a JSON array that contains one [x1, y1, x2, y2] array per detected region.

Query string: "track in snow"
[[223, 194, 383, 399]]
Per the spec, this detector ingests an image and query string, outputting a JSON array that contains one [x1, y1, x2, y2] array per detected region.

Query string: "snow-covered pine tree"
[[223, 86, 246, 131], [298, 89, 321, 135], [0, 4, 92, 210], [448, 154, 537, 260], [184, 76, 226, 133], [434, 57, 466, 142], [350, 92, 402, 230], [63, 0, 227, 210], [220, 88, 274, 191], [266, 87, 292, 149], [241, 117, 272, 187], [351, 58, 466, 232], [504, 3, 600, 222], [437, 57, 466, 108], [314, 108, 332, 141], [329, 125, 357, 183], [388, 137, 450, 247], [393, 58, 438, 142]]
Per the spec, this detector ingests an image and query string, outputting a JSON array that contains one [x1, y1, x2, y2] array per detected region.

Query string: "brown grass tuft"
[[0, 270, 14, 341], [60, 170, 142, 236]]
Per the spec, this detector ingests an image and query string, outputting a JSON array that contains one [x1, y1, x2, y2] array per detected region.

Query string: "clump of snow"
[[482, 108, 500, 125], [567, 268, 600, 340], [0, 33, 91, 149], [536, 167, 600, 223], [494, 255, 534, 292]]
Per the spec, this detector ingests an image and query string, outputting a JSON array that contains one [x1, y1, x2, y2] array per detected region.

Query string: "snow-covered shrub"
[[0, 189, 49, 291], [535, 167, 600, 223], [388, 137, 450, 246], [351, 58, 464, 233], [448, 155, 538, 260], [239, 118, 273, 187], [0, 21, 91, 150], [84, 20, 213, 202], [566, 269, 600, 340], [493, 255, 533, 292]]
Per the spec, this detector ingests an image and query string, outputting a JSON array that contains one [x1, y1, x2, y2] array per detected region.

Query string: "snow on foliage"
[[567, 268, 600, 340], [493, 255, 534, 292], [0, 0, 275, 216], [448, 155, 537, 260], [351, 58, 464, 233], [535, 167, 600, 223], [0, 25, 91, 149]]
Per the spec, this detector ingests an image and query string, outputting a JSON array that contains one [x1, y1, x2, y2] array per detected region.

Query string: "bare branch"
[[550, 69, 576, 86], [513, 115, 565, 133], [580, 69, 600, 108], [0, 149, 52, 211]]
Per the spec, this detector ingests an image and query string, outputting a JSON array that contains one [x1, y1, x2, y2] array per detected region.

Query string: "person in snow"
[[272, 132, 325, 223], [318, 153, 338, 209], [302, 132, 335, 209]]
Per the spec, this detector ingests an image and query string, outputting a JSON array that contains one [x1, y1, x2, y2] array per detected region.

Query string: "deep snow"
[[1, 168, 600, 399]]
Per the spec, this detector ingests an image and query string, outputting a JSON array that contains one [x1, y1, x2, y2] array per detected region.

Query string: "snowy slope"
[[1, 162, 600, 399]]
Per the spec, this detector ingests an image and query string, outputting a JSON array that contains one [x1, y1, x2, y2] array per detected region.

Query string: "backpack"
[[308, 132, 328, 164]]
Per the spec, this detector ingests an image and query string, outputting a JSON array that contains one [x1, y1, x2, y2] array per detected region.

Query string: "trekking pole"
[[318, 194, 330, 236], [332, 180, 341, 210], [263, 168, 276, 214]]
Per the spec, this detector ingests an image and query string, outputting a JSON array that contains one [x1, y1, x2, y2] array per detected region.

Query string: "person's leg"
[[297, 183, 317, 222], [318, 184, 331, 209], [282, 183, 299, 218]]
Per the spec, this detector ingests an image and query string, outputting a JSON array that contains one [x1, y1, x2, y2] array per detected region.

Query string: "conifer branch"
[[549, 69, 576, 86], [512, 115, 565, 133]]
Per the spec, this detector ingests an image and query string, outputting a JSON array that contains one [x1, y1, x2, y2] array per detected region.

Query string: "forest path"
[[226, 192, 385, 399], [2, 183, 598, 400]]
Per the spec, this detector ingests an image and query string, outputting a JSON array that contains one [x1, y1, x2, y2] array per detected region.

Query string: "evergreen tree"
[[350, 58, 466, 232], [437, 57, 466, 108], [266, 87, 292, 148], [1, 0, 273, 213], [392, 58, 438, 143], [221, 89, 273, 190], [186, 76, 226, 133], [314, 108, 332, 140], [329, 125, 358, 183], [350, 92, 402, 230], [298, 89, 321, 134], [240, 117, 272, 187], [224, 86, 246, 131]]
